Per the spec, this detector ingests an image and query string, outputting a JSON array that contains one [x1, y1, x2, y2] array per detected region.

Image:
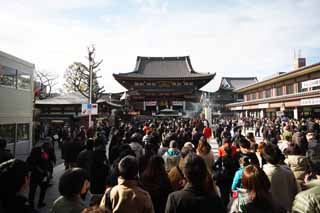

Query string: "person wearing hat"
[[0, 159, 34, 213], [292, 148, 320, 212]]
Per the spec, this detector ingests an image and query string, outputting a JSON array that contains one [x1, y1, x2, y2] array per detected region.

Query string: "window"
[[298, 82, 307, 93], [17, 123, 29, 141], [0, 124, 16, 144], [246, 94, 251, 101], [276, 87, 283, 96], [265, 89, 271, 98], [252, 93, 256, 100], [237, 94, 244, 101], [134, 82, 139, 86], [0, 64, 17, 87], [258, 91, 263, 99], [286, 84, 294, 94], [18, 72, 31, 89]]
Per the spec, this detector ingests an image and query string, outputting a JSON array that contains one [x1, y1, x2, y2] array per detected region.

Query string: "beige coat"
[[263, 163, 298, 211], [100, 177, 154, 213], [197, 150, 215, 175], [285, 155, 308, 189]]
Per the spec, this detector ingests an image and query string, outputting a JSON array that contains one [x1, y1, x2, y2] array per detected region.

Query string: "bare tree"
[[34, 70, 57, 100], [64, 45, 105, 102]]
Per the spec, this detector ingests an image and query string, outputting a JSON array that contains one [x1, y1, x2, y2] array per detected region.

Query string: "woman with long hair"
[[196, 136, 214, 175], [241, 165, 275, 213], [140, 155, 173, 213]]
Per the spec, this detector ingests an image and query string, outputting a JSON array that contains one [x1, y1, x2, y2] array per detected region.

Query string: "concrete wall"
[[0, 50, 34, 159]]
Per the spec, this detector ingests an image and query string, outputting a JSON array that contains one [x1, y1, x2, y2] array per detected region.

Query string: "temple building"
[[201, 76, 258, 117], [113, 56, 215, 116]]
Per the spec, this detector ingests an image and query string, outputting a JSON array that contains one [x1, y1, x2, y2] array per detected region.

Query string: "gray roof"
[[114, 56, 214, 79], [36, 92, 88, 105], [221, 77, 258, 90]]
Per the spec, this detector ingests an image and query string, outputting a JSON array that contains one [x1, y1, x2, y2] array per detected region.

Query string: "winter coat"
[[100, 177, 154, 213], [163, 149, 181, 172], [263, 163, 298, 211], [141, 174, 173, 213], [165, 184, 226, 213], [292, 179, 320, 213], [51, 196, 86, 213], [197, 150, 214, 175], [285, 155, 308, 189]]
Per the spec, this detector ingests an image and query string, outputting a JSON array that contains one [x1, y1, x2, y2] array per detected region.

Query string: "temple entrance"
[[158, 100, 168, 111]]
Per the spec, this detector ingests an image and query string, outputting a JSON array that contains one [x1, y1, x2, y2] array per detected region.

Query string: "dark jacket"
[[165, 184, 226, 213], [76, 149, 94, 173], [0, 193, 35, 213], [0, 149, 13, 164], [141, 175, 173, 213], [62, 141, 83, 163], [89, 150, 109, 194], [26, 147, 50, 181]]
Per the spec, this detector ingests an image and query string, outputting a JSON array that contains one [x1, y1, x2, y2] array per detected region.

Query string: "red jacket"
[[203, 127, 212, 139]]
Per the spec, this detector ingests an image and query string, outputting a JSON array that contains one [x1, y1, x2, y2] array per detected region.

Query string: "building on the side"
[[0, 50, 34, 159], [113, 56, 215, 116], [226, 57, 320, 119], [201, 76, 258, 117], [35, 92, 122, 133]]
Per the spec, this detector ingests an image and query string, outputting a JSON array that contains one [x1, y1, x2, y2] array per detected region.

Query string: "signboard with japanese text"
[[302, 78, 320, 89], [145, 101, 157, 106], [172, 101, 184, 106], [81, 103, 98, 115], [300, 98, 320, 106]]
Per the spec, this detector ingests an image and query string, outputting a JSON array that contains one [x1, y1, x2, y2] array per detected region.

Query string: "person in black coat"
[[77, 138, 94, 173], [213, 146, 237, 207], [0, 138, 13, 164], [27, 145, 50, 209], [61, 137, 83, 170], [89, 149, 109, 194], [165, 154, 226, 213], [0, 159, 35, 213], [42, 140, 56, 181], [234, 138, 259, 170]]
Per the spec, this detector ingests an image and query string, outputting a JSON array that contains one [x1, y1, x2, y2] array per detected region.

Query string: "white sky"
[[0, 0, 319, 93]]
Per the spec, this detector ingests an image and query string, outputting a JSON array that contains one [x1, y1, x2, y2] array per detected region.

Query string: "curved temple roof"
[[113, 56, 215, 80]]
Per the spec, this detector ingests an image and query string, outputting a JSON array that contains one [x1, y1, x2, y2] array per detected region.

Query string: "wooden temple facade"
[[113, 56, 215, 115]]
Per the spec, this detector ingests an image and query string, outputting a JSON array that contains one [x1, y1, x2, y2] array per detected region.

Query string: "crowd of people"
[[0, 115, 320, 213]]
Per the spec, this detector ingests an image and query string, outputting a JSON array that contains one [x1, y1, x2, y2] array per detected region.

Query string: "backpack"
[[213, 156, 236, 185]]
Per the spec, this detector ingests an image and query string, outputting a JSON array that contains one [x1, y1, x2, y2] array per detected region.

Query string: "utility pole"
[[88, 48, 94, 128]]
